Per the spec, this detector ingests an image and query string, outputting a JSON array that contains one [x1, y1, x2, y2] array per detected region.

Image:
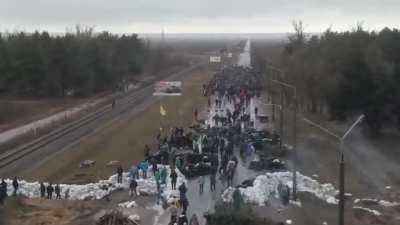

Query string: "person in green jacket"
[[160, 166, 168, 185], [154, 170, 161, 184]]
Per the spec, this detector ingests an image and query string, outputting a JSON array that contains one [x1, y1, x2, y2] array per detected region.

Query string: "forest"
[[0, 26, 181, 98], [253, 23, 400, 133]]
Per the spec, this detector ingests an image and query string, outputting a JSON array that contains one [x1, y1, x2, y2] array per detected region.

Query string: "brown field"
[[24, 66, 212, 183]]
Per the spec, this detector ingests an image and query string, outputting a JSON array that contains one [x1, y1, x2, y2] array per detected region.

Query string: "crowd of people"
[[0, 65, 269, 225]]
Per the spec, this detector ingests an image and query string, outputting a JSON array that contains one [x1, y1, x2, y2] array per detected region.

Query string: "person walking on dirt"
[[210, 173, 216, 191], [170, 169, 178, 190], [55, 184, 61, 199], [198, 175, 205, 195], [144, 145, 151, 159], [117, 166, 123, 183], [189, 214, 199, 225], [12, 177, 18, 196], [194, 108, 198, 121], [47, 183, 54, 199], [111, 99, 116, 109], [40, 182, 46, 198]]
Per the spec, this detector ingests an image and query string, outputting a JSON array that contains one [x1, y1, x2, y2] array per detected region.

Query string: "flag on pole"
[[160, 105, 167, 116]]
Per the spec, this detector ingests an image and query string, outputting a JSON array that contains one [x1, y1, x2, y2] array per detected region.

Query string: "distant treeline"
[[256, 22, 400, 132], [0, 27, 181, 97]]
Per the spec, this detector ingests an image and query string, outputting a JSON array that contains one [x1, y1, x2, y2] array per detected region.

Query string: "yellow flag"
[[160, 105, 167, 116]]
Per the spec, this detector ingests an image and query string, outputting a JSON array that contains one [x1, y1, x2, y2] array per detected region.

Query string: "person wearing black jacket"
[[12, 177, 18, 196], [40, 182, 46, 198], [170, 170, 178, 190], [117, 166, 123, 183], [47, 183, 54, 199], [178, 182, 187, 198], [55, 184, 61, 199], [0, 178, 7, 205]]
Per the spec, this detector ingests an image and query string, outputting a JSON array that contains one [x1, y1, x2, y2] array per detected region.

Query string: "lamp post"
[[303, 114, 365, 225], [271, 79, 298, 200]]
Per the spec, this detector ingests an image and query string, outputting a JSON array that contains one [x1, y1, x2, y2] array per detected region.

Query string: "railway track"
[[0, 63, 204, 170]]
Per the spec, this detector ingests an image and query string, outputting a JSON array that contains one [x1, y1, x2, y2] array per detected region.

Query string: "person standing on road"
[[178, 182, 187, 199], [55, 184, 61, 199], [40, 182, 46, 198], [210, 173, 216, 191], [117, 166, 123, 183], [47, 183, 54, 199], [160, 166, 167, 184], [12, 177, 18, 196], [129, 177, 138, 197], [198, 175, 205, 195], [129, 165, 139, 180], [156, 179, 162, 205], [170, 169, 178, 190], [140, 160, 149, 179], [181, 196, 189, 215], [151, 158, 158, 176]]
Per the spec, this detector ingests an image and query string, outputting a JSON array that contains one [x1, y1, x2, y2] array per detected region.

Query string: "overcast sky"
[[1, 0, 399, 33]]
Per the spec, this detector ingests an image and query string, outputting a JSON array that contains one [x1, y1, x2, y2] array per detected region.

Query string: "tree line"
[[263, 22, 400, 133], [0, 27, 155, 97]]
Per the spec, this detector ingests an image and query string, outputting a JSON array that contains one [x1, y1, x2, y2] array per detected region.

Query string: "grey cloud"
[[0, 0, 399, 32]]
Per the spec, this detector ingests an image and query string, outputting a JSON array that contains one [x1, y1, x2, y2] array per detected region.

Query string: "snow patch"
[[353, 206, 382, 216], [222, 171, 339, 206], [118, 201, 138, 208], [2, 165, 186, 202], [128, 214, 140, 222], [354, 198, 400, 207]]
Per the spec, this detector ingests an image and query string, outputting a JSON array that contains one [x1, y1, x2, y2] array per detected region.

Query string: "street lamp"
[[271, 79, 298, 200], [303, 114, 365, 225]]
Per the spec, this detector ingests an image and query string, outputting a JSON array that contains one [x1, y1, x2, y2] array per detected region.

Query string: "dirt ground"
[[0, 197, 100, 225], [23, 66, 212, 183], [0, 97, 94, 133]]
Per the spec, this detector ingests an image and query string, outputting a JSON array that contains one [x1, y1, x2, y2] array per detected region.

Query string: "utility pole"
[[303, 115, 365, 225], [292, 96, 298, 200], [279, 85, 284, 149], [339, 151, 345, 225]]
